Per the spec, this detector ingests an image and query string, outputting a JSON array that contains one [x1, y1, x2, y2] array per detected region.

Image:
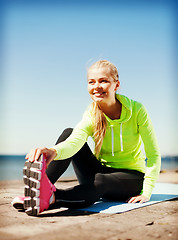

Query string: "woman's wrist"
[[49, 148, 57, 159]]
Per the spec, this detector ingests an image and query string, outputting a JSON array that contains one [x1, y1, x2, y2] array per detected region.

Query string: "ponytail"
[[92, 102, 107, 157]]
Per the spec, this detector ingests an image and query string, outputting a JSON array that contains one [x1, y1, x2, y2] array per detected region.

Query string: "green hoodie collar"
[[104, 94, 132, 125]]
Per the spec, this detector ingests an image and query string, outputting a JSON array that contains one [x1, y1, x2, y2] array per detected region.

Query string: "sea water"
[[0, 155, 75, 181], [0, 155, 177, 181]]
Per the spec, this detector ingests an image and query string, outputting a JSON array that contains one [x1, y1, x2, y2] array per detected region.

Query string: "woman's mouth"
[[93, 92, 105, 97]]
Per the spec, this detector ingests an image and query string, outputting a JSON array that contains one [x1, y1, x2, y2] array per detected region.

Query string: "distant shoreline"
[[0, 155, 178, 181], [0, 154, 178, 158], [0, 170, 178, 184]]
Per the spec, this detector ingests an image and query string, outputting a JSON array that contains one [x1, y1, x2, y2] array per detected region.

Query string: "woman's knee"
[[62, 128, 73, 137], [55, 128, 73, 144]]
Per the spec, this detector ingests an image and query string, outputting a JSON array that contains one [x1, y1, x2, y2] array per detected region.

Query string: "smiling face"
[[87, 67, 120, 105]]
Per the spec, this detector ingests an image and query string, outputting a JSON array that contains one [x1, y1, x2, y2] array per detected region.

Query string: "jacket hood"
[[104, 94, 132, 126]]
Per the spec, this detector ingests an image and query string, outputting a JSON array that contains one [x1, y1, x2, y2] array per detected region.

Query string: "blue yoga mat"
[[80, 183, 178, 214]]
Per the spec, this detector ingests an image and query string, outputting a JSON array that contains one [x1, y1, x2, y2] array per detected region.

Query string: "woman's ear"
[[115, 80, 120, 91]]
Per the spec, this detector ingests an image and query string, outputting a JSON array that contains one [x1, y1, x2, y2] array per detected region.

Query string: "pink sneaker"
[[11, 196, 26, 209], [23, 154, 56, 216]]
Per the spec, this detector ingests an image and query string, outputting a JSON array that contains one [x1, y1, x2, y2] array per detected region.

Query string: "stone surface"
[[0, 172, 178, 240]]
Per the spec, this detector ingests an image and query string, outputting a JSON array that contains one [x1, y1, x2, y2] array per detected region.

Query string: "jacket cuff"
[[49, 146, 61, 160]]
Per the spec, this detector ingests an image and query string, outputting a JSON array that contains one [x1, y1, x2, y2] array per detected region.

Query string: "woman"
[[12, 60, 161, 216]]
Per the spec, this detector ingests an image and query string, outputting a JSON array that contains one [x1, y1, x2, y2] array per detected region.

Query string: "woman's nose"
[[94, 82, 101, 90]]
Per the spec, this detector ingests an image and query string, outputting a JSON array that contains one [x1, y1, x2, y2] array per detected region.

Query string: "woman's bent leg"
[[71, 143, 103, 184], [54, 170, 144, 209], [46, 128, 73, 184], [46, 128, 144, 209], [100, 170, 144, 201], [46, 128, 103, 185]]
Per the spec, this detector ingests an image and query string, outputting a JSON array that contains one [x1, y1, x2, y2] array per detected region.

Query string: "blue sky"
[[0, 0, 177, 156]]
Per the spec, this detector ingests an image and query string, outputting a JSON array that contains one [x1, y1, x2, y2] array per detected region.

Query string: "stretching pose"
[[12, 60, 161, 215]]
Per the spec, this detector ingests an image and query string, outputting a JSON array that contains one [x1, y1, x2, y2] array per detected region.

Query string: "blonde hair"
[[88, 60, 119, 157]]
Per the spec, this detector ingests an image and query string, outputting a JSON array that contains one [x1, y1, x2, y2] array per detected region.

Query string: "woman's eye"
[[88, 80, 94, 84]]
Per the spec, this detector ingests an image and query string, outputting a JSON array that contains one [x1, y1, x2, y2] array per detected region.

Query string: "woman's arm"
[[49, 108, 93, 160], [51, 125, 90, 160], [26, 107, 93, 165], [137, 104, 161, 200]]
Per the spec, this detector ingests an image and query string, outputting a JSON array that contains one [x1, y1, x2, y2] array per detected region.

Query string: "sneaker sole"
[[23, 160, 43, 216]]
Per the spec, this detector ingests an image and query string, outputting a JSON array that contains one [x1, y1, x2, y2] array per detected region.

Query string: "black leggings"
[[46, 128, 144, 209]]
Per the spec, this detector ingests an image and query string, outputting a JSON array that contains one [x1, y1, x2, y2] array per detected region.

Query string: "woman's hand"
[[128, 195, 149, 204], [25, 147, 57, 166]]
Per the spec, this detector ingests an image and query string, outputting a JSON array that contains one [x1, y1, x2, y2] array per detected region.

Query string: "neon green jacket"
[[52, 94, 161, 199]]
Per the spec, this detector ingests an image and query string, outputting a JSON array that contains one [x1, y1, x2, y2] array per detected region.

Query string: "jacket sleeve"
[[51, 109, 94, 160], [137, 104, 161, 199]]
